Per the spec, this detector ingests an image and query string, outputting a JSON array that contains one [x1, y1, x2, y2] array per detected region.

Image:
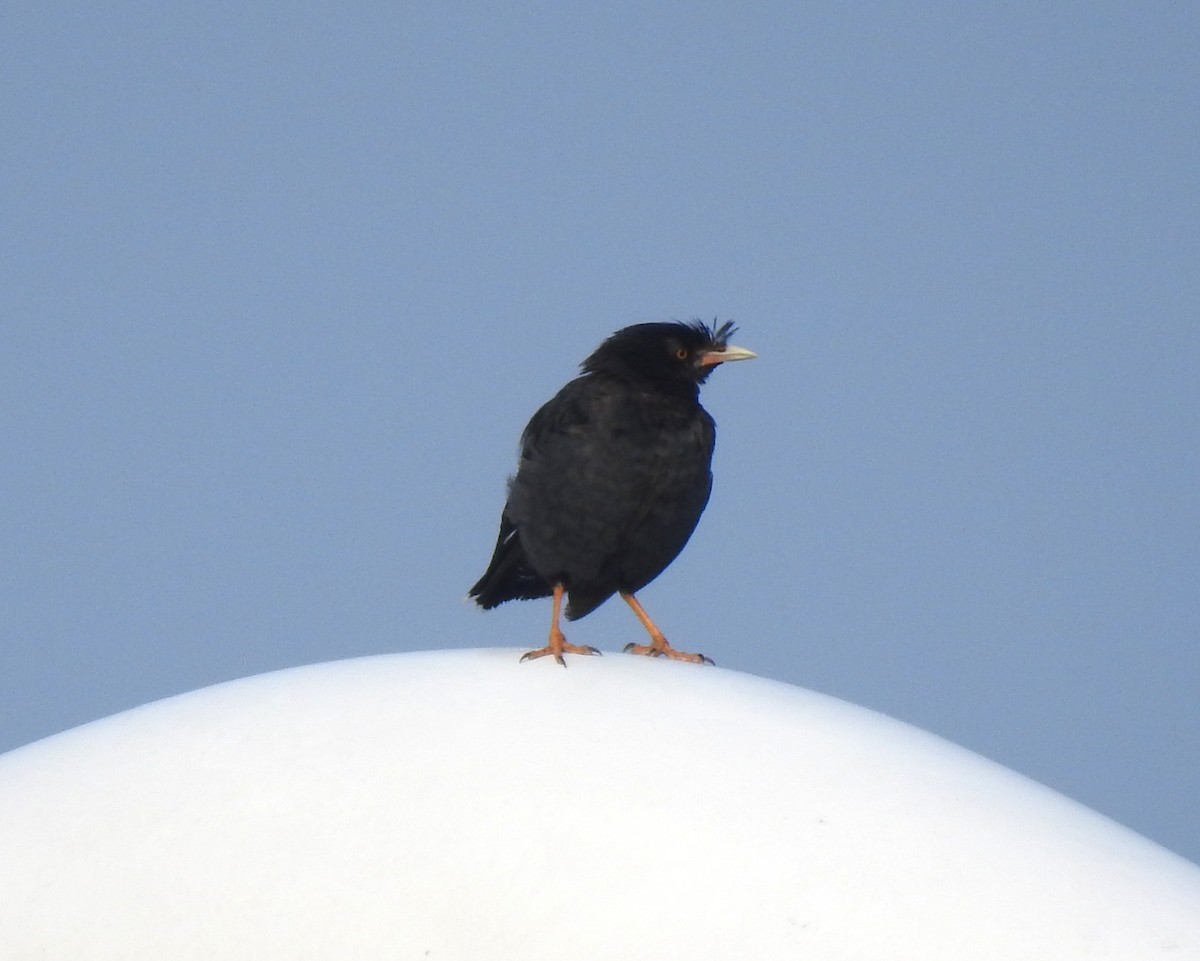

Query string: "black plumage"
[[469, 320, 755, 665]]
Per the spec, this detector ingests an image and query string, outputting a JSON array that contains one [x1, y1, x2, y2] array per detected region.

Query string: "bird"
[[468, 319, 755, 665]]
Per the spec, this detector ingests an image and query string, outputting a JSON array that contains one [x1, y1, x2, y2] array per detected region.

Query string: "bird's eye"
[[675, 347, 689, 360]]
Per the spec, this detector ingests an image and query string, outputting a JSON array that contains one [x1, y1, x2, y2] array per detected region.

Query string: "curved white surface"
[[1, 649, 1197, 960]]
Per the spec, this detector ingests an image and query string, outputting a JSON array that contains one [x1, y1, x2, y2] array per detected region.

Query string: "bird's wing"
[[507, 377, 714, 605], [516, 377, 595, 462], [505, 378, 631, 582]]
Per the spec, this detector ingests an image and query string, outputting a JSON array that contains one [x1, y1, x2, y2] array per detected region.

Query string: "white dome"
[[2, 649, 1197, 959]]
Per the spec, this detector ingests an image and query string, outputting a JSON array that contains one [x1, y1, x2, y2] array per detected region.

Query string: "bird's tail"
[[468, 514, 552, 608]]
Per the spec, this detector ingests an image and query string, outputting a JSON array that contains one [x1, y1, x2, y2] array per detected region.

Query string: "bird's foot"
[[623, 638, 714, 666], [519, 630, 601, 667]]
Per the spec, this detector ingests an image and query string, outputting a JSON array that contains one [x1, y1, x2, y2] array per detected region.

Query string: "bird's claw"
[[519, 643, 601, 666], [623, 640, 713, 665]]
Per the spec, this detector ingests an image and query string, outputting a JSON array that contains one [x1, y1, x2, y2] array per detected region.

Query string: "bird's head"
[[582, 320, 756, 389]]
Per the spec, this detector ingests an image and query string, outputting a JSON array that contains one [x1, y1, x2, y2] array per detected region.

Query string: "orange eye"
[[675, 347, 689, 360]]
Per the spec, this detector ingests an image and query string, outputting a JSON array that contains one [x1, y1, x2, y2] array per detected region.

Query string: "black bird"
[[469, 320, 755, 665]]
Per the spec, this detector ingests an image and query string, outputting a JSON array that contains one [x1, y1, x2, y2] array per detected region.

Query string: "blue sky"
[[3, 4, 1197, 863]]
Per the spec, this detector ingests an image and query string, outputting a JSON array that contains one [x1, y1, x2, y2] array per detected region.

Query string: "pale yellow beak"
[[697, 344, 757, 367]]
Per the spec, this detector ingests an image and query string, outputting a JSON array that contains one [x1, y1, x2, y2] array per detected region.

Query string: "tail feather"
[[468, 514, 552, 608]]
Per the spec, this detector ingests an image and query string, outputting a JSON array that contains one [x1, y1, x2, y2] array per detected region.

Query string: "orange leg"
[[519, 583, 601, 666], [620, 592, 713, 665]]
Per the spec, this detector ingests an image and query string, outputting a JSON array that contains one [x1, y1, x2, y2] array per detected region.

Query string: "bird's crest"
[[675, 318, 738, 349], [705, 318, 737, 348]]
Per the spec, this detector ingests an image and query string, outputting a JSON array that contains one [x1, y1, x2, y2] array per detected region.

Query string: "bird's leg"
[[620, 592, 713, 665], [519, 583, 601, 666]]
